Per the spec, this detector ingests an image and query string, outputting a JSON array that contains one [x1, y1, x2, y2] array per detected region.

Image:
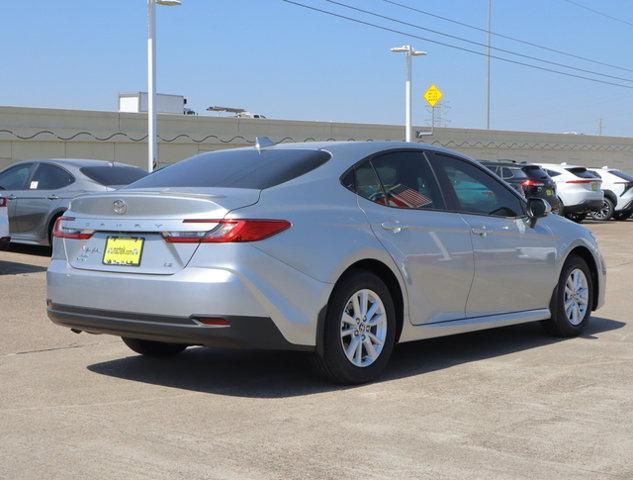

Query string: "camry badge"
[[112, 200, 128, 215]]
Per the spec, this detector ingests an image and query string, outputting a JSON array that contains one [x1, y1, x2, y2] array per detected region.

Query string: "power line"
[[561, 0, 633, 28], [381, 0, 633, 73], [322, 0, 633, 83], [279, 0, 633, 90]]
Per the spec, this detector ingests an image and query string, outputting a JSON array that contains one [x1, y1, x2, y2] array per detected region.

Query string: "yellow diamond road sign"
[[424, 84, 443, 107]]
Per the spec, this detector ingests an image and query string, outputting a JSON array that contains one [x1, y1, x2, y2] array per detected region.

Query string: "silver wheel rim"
[[564, 268, 589, 326], [594, 200, 611, 220], [340, 289, 387, 368]]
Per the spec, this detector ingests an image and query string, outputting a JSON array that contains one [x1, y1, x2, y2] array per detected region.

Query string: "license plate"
[[103, 236, 145, 266], [546, 189, 554, 196], [592, 182, 598, 191]]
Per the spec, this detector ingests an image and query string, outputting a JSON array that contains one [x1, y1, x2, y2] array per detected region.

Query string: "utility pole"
[[598, 118, 603, 136], [486, 0, 492, 130], [391, 45, 427, 142]]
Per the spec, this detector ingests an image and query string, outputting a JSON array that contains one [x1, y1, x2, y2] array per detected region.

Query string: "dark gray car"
[[0, 159, 147, 246]]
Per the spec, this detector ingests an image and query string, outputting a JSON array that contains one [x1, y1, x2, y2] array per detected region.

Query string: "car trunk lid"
[[61, 188, 260, 275]]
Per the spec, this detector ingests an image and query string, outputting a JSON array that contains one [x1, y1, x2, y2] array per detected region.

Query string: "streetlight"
[[147, 0, 181, 172], [390, 45, 426, 142]]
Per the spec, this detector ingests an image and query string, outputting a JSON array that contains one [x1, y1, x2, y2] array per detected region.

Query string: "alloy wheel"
[[340, 289, 387, 367], [564, 268, 589, 326], [592, 200, 612, 221]]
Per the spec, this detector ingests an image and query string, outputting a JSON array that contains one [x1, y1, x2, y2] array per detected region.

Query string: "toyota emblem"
[[112, 200, 128, 215]]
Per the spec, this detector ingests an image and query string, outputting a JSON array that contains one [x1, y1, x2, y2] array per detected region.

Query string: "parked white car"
[[536, 163, 603, 223], [0, 196, 9, 248], [587, 167, 633, 221]]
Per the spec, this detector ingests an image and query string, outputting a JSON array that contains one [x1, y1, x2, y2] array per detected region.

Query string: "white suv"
[[588, 167, 633, 221], [0, 196, 9, 248], [536, 163, 603, 223]]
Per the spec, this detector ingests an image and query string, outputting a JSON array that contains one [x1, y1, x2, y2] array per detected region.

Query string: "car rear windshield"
[[126, 149, 331, 190], [611, 170, 633, 182], [81, 165, 148, 186], [566, 167, 597, 179], [522, 165, 549, 180]]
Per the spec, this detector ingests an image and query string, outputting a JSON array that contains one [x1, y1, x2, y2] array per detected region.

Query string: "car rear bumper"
[[47, 303, 310, 351], [563, 199, 603, 213], [47, 247, 331, 348], [0, 237, 9, 249]]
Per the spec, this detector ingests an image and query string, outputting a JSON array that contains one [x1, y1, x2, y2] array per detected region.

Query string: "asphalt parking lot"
[[1, 221, 632, 480]]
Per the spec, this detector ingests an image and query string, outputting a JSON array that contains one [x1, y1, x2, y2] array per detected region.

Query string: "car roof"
[[480, 160, 539, 168], [537, 162, 584, 170]]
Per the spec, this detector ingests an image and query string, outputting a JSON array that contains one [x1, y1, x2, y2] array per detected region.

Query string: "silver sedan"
[[46, 142, 606, 383], [0, 159, 147, 246]]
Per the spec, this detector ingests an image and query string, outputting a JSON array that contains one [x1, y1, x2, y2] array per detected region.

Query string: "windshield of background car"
[[80, 166, 148, 186], [126, 149, 331, 189], [567, 167, 598, 179], [611, 170, 633, 182], [522, 165, 550, 180]]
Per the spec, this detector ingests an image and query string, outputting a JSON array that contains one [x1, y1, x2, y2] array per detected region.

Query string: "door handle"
[[471, 227, 488, 237], [47, 195, 60, 200], [381, 222, 407, 233]]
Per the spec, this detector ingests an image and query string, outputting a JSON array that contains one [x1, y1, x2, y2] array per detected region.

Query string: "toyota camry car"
[[0, 159, 147, 246], [47, 141, 606, 384], [0, 196, 9, 248]]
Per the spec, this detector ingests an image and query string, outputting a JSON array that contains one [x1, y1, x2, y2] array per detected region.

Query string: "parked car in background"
[[536, 163, 603, 223], [587, 167, 633, 221], [0, 196, 9, 249], [0, 159, 147, 246], [480, 160, 561, 213], [47, 141, 605, 384]]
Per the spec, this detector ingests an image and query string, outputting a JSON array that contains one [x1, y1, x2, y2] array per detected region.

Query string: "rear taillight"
[[162, 219, 291, 244], [565, 179, 593, 184], [522, 179, 545, 187], [52, 216, 94, 240], [0, 198, 8, 208]]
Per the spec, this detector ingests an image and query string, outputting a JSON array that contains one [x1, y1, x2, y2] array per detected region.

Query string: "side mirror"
[[527, 197, 551, 227]]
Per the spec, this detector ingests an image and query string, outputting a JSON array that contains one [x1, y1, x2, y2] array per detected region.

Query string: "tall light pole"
[[486, 0, 492, 130], [391, 45, 426, 142], [147, 0, 181, 172]]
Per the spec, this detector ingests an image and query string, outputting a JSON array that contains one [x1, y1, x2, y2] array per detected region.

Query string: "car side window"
[[30, 164, 74, 190], [428, 153, 524, 218], [0, 163, 33, 190], [546, 169, 561, 177], [370, 151, 444, 210], [353, 161, 385, 204]]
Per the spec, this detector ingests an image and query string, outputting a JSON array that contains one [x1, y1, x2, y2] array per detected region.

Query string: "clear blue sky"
[[2, 0, 633, 136]]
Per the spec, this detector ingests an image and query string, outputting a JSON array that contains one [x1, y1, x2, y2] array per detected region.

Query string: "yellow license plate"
[[103, 237, 144, 266], [546, 189, 554, 196]]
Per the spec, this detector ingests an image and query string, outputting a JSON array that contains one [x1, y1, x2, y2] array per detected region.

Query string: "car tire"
[[541, 255, 593, 337], [311, 270, 396, 384], [591, 198, 614, 221], [565, 212, 587, 223], [122, 337, 188, 357], [614, 211, 631, 221]]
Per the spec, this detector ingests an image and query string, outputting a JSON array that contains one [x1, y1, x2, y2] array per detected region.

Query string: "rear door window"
[[127, 149, 331, 190], [80, 165, 148, 186], [31, 163, 74, 190], [371, 151, 444, 210], [0, 163, 33, 190], [611, 170, 633, 182]]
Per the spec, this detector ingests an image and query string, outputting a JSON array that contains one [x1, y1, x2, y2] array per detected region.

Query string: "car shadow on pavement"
[[87, 316, 624, 398], [0, 260, 48, 275], [4, 243, 52, 257]]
